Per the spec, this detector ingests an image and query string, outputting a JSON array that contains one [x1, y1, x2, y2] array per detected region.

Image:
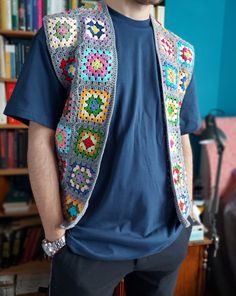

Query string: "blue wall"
[[165, 0, 236, 117]]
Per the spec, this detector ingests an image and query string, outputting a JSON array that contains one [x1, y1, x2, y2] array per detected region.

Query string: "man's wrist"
[[44, 228, 66, 242]]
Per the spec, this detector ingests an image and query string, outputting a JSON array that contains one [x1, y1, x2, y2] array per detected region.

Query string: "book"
[[0, 0, 9, 30], [3, 190, 32, 213], [0, 130, 8, 168], [0, 82, 7, 124], [19, 0, 26, 31], [6, 0, 12, 30], [0, 274, 16, 296], [26, 0, 34, 31], [16, 273, 49, 295], [0, 36, 6, 78], [11, 0, 19, 30], [189, 219, 205, 241]]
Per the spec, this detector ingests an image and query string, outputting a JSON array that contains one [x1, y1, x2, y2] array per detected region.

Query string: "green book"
[[11, 0, 19, 30]]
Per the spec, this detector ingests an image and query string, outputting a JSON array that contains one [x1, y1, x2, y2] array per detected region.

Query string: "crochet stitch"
[[43, 0, 194, 229]]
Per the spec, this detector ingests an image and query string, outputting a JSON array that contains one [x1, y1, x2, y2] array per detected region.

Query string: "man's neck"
[[105, 0, 151, 21]]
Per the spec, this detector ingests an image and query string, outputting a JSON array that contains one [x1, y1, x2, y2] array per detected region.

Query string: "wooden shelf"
[[0, 29, 35, 38], [0, 259, 51, 276], [0, 77, 17, 83], [0, 124, 28, 129], [0, 204, 38, 218], [0, 168, 28, 176]]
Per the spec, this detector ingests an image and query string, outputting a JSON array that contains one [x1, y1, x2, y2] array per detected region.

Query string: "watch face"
[[42, 242, 53, 256]]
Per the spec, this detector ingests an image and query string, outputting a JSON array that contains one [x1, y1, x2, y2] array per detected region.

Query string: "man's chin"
[[134, 0, 161, 6]]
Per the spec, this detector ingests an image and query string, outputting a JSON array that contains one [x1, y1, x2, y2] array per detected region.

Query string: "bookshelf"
[[0, 168, 28, 176], [0, 124, 28, 129], [0, 23, 47, 295], [0, 260, 50, 276], [0, 30, 35, 38]]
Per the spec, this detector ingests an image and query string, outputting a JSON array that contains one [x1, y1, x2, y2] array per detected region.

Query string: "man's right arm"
[[27, 121, 65, 242]]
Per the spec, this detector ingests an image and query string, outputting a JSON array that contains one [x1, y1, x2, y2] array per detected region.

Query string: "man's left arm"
[[181, 134, 193, 218]]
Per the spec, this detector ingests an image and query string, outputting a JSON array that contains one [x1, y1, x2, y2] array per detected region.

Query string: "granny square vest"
[[43, 0, 194, 230]]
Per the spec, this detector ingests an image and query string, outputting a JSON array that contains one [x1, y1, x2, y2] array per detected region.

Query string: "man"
[[4, 0, 201, 295]]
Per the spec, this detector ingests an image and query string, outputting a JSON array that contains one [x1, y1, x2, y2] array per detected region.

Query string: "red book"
[[37, 0, 43, 29], [5, 82, 22, 125], [7, 130, 15, 168]]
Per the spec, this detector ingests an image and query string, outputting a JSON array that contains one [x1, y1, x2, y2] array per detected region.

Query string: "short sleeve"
[[3, 27, 68, 130], [180, 73, 201, 135]]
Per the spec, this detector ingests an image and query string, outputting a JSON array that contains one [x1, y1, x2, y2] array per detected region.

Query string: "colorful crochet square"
[[78, 89, 110, 124], [55, 124, 72, 154], [80, 48, 112, 83], [78, 1, 102, 12], [173, 164, 182, 186], [84, 17, 108, 42], [165, 95, 181, 125], [47, 17, 77, 48], [178, 69, 190, 97], [178, 42, 194, 68], [63, 195, 85, 222], [163, 63, 178, 89], [68, 162, 94, 195], [60, 57, 76, 82], [178, 195, 189, 215], [74, 127, 104, 160], [159, 35, 175, 60]]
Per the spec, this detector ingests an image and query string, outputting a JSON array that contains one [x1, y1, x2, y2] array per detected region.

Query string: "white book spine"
[[0, 36, 6, 78], [6, 0, 12, 29], [51, 0, 65, 14], [0, 82, 7, 124]]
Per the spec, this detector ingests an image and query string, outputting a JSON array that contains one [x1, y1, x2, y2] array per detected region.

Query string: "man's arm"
[[181, 134, 193, 217], [27, 121, 65, 241]]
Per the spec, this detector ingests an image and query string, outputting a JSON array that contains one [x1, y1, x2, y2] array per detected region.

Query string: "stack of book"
[[2, 189, 33, 213], [0, 0, 96, 32], [0, 128, 28, 169], [0, 37, 32, 80], [0, 216, 44, 269]]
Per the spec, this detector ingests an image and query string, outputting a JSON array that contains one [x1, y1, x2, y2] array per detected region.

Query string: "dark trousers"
[[49, 220, 192, 296]]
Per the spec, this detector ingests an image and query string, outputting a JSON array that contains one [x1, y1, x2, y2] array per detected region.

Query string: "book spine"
[[38, 0, 43, 29], [42, 0, 47, 17], [26, 0, 33, 31], [10, 45, 16, 79], [14, 129, 18, 166], [0, 130, 7, 168], [0, 82, 7, 124], [0, 0, 7, 30], [0, 36, 6, 78], [18, 0, 26, 31], [7, 130, 15, 168], [71, 0, 77, 9], [32, 0, 38, 31], [11, 0, 19, 30], [20, 227, 35, 263], [6, 0, 12, 29], [5, 45, 12, 79], [47, 0, 51, 15]]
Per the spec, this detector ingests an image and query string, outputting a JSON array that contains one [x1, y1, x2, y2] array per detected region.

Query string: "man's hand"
[[27, 121, 65, 242]]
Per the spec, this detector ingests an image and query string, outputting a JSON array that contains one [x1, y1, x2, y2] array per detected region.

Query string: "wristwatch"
[[41, 235, 66, 257]]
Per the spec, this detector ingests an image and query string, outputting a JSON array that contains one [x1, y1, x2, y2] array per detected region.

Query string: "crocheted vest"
[[43, 0, 194, 230]]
